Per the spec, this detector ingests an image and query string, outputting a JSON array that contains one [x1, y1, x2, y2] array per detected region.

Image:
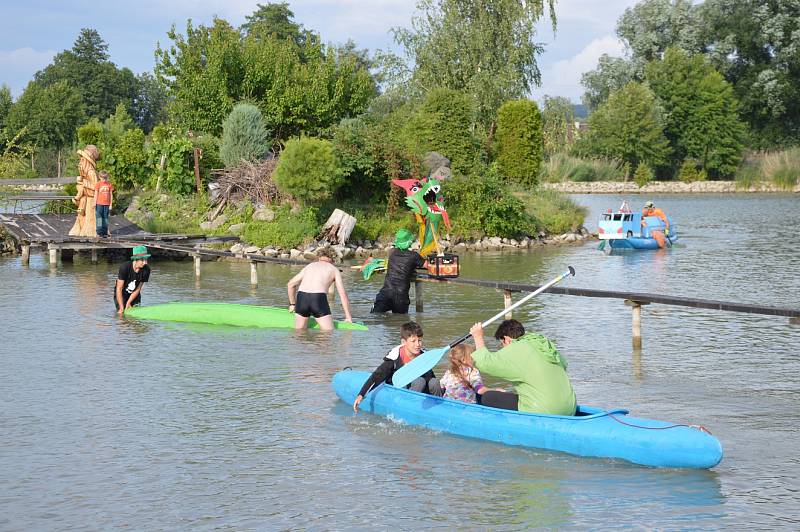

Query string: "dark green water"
[[1, 194, 798, 528]]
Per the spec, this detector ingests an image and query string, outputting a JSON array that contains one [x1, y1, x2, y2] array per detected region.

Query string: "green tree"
[[5, 81, 86, 175], [148, 125, 195, 195], [240, 2, 316, 49], [577, 82, 671, 171], [645, 48, 745, 176], [541, 95, 575, 157], [155, 18, 242, 135], [274, 137, 341, 204], [34, 28, 137, 120], [131, 73, 168, 133], [220, 102, 270, 167], [495, 99, 543, 187], [394, 0, 556, 130], [0, 84, 12, 133], [157, 17, 375, 140], [402, 88, 479, 176], [580, 55, 636, 111], [77, 118, 104, 147], [696, 0, 800, 146], [581, 0, 700, 110]]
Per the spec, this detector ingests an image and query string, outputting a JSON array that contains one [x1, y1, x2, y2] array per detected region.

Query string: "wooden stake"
[[415, 280, 424, 312], [194, 254, 201, 278], [193, 148, 202, 193], [250, 261, 258, 288], [503, 289, 513, 320], [21, 244, 30, 265], [625, 300, 649, 348]]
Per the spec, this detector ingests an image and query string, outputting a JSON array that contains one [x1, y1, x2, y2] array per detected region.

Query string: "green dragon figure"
[[392, 177, 451, 256]]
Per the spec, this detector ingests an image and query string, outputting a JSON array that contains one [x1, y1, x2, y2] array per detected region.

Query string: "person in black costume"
[[370, 229, 428, 314]]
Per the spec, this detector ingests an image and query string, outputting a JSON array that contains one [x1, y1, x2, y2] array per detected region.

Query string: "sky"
[[0, 0, 638, 103]]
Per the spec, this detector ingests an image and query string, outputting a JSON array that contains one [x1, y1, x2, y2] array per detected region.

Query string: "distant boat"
[[598, 201, 677, 250]]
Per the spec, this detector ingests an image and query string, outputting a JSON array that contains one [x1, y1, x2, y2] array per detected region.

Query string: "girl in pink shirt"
[[440, 344, 489, 404]]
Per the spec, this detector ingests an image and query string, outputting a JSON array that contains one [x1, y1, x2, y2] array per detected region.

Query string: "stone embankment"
[[227, 228, 593, 263], [542, 181, 800, 194]]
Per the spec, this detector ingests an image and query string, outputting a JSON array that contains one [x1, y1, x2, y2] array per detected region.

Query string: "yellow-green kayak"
[[125, 302, 368, 330]]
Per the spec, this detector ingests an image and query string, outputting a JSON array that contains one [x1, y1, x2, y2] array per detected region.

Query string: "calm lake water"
[[1, 193, 799, 529]]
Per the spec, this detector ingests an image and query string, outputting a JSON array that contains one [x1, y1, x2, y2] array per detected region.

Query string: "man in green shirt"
[[470, 319, 577, 415]]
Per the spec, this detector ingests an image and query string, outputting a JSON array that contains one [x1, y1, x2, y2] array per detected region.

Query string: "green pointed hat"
[[131, 245, 151, 261], [394, 229, 414, 250]]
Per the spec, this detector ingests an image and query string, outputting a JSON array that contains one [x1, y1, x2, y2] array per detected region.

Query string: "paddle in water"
[[391, 266, 576, 389]]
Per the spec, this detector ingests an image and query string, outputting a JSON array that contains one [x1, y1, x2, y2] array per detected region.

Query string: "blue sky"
[[0, 0, 638, 103]]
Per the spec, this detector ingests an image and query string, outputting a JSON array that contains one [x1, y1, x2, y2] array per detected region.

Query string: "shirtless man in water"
[[286, 248, 354, 330]]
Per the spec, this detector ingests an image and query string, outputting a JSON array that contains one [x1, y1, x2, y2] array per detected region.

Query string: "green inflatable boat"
[[125, 302, 368, 330]]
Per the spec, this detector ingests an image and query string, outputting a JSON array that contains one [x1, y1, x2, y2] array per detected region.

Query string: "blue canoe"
[[333, 370, 722, 469]]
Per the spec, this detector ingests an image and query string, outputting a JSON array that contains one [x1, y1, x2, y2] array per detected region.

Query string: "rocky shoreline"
[[227, 228, 593, 263], [542, 180, 799, 194]]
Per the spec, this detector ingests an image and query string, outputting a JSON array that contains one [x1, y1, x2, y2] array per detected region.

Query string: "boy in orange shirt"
[[95, 171, 114, 237]]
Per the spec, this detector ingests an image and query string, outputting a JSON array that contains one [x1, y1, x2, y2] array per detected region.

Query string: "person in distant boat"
[[641, 200, 670, 248], [115, 245, 151, 314], [353, 321, 443, 413], [287, 247, 353, 330], [370, 228, 428, 314], [468, 319, 577, 415]]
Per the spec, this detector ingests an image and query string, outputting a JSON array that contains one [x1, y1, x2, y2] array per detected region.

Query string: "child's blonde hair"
[[448, 343, 476, 388]]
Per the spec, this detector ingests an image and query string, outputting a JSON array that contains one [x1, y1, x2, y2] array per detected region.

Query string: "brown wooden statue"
[[69, 145, 100, 237]]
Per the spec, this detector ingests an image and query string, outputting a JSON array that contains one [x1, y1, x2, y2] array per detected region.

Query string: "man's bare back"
[[287, 254, 353, 329], [296, 260, 338, 293]]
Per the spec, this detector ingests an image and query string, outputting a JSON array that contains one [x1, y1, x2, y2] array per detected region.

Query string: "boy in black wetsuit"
[[353, 321, 443, 412], [370, 229, 427, 314]]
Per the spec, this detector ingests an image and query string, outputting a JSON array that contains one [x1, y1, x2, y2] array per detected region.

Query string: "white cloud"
[[0, 48, 55, 97], [536, 34, 626, 102]]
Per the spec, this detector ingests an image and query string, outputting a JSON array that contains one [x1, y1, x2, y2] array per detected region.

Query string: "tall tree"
[[157, 17, 376, 139], [577, 82, 671, 171], [240, 2, 316, 49], [696, 0, 800, 147], [580, 0, 699, 111], [130, 73, 169, 133], [541, 95, 576, 156], [394, 0, 556, 130], [645, 47, 745, 176], [35, 28, 137, 120], [0, 84, 12, 138], [5, 81, 86, 174]]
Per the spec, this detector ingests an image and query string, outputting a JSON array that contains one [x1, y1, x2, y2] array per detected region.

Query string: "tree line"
[[572, 0, 799, 182]]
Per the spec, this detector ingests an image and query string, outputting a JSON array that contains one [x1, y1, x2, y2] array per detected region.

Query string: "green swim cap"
[[394, 229, 414, 250]]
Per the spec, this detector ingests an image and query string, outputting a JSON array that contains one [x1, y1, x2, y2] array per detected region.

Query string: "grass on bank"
[[735, 147, 800, 190]]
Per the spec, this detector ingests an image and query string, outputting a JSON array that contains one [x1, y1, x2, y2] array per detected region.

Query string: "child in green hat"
[[115, 245, 151, 314]]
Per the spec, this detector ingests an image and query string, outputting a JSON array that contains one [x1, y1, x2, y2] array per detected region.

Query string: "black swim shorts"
[[295, 291, 332, 318]]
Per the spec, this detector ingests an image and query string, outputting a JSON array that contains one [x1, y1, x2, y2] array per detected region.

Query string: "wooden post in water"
[[503, 289, 513, 320], [91, 247, 98, 263], [250, 261, 258, 288], [21, 244, 30, 265], [415, 280, 424, 312], [193, 254, 201, 278], [625, 299, 649, 348], [48, 243, 60, 267]]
